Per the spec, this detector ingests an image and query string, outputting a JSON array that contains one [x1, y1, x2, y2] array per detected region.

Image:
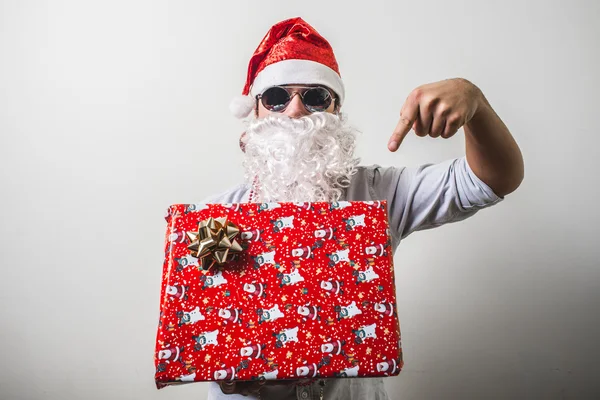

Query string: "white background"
[[1, 0, 599, 399]]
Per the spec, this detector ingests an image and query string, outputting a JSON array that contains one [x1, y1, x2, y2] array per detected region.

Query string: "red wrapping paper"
[[155, 201, 402, 388]]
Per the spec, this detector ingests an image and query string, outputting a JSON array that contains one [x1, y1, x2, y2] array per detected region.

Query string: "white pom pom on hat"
[[229, 95, 255, 119], [230, 17, 345, 119]]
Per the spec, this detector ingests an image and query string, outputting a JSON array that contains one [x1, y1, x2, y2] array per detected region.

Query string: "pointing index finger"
[[389, 98, 419, 152]]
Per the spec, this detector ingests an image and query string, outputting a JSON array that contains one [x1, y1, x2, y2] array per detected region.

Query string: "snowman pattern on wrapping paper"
[[257, 304, 285, 324], [353, 265, 380, 284], [257, 202, 281, 213], [252, 250, 279, 269], [199, 270, 227, 289], [277, 268, 305, 287], [184, 203, 209, 214], [342, 214, 366, 231], [335, 301, 363, 320], [352, 323, 377, 344], [177, 306, 205, 326], [175, 254, 199, 271], [157, 201, 401, 384], [192, 329, 219, 351], [270, 215, 294, 232], [326, 248, 352, 267], [274, 327, 299, 348]]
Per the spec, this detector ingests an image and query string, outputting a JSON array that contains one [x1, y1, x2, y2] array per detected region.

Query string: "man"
[[206, 17, 524, 400]]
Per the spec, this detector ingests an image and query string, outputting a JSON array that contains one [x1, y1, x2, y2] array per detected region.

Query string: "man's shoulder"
[[202, 183, 250, 204]]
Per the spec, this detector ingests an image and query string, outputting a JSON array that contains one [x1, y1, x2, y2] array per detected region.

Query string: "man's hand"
[[219, 380, 266, 396], [388, 78, 482, 151]]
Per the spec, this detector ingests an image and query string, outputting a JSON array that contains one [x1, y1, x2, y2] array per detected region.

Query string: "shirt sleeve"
[[371, 156, 503, 241]]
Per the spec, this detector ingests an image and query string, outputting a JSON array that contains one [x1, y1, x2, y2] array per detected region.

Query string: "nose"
[[284, 93, 310, 118]]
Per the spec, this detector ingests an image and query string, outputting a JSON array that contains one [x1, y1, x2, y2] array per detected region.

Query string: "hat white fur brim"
[[251, 59, 345, 105], [230, 59, 345, 119]]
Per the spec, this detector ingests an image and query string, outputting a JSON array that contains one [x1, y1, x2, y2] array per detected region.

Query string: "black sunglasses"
[[256, 85, 335, 113]]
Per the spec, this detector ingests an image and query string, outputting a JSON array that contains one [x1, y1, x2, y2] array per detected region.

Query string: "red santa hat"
[[230, 17, 345, 118]]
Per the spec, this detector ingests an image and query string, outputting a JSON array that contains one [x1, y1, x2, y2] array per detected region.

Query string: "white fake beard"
[[242, 112, 360, 203]]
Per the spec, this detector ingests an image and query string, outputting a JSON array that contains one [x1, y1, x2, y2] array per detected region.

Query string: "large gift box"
[[154, 201, 403, 388]]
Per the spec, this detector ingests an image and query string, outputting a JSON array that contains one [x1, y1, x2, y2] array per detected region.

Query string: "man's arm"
[[463, 89, 524, 197]]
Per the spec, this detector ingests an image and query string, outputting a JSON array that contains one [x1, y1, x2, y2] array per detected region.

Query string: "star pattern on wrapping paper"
[[384, 328, 390, 335], [306, 332, 312, 339], [205, 354, 211, 362], [358, 292, 364, 299], [226, 335, 232, 342], [202, 298, 209, 305], [283, 235, 289, 242], [372, 217, 378, 224], [356, 233, 361, 240], [301, 220, 307, 226], [286, 351, 293, 359], [366, 347, 372, 355]]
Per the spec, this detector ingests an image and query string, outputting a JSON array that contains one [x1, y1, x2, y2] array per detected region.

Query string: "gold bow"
[[186, 217, 243, 271]]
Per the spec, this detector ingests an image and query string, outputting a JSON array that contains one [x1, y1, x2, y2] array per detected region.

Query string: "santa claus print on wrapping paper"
[[168, 230, 186, 244], [320, 279, 344, 296], [297, 304, 321, 322], [270, 215, 294, 232], [293, 202, 314, 211], [240, 228, 264, 243], [218, 306, 243, 325], [240, 343, 267, 360], [166, 284, 188, 301], [291, 241, 323, 259], [157, 345, 184, 364], [364, 242, 388, 257], [321, 339, 346, 356], [314, 226, 337, 241], [243, 281, 268, 298], [376, 356, 401, 376], [374, 302, 396, 317], [214, 360, 250, 381], [177, 306, 205, 326], [295, 356, 331, 378]]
